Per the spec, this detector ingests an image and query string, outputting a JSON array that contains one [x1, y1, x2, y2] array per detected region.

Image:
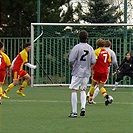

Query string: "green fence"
[[0, 37, 30, 84], [0, 36, 133, 85]]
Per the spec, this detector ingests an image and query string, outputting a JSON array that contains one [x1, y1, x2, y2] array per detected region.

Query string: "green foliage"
[[81, 0, 123, 23], [1, 0, 133, 40], [79, 0, 124, 37], [1, 0, 72, 37]]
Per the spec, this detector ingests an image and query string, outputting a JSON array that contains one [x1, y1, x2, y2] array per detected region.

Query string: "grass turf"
[[0, 85, 133, 133]]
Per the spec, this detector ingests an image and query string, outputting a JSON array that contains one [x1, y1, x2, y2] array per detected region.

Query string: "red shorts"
[[92, 71, 108, 83], [0, 71, 6, 84], [12, 70, 28, 80]]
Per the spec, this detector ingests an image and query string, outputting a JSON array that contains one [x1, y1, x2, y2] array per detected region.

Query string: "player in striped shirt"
[[87, 38, 113, 106], [0, 42, 11, 104], [3, 42, 37, 98], [68, 30, 96, 117]]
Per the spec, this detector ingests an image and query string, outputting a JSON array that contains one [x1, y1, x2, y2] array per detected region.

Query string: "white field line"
[[2, 99, 133, 105]]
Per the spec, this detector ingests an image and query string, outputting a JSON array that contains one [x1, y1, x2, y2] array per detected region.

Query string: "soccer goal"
[[30, 23, 133, 87]]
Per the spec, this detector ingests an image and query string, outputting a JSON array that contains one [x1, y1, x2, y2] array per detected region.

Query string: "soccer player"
[[87, 38, 112, 106], [0, 42, 11, 104], [2, 42, 37, 98], [68, 30, 96, 118], [112, 52, 133, 91], [87, 40, 118, 103]]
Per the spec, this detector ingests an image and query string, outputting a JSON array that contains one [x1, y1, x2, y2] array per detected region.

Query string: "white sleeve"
[[10, 57, 17, 69], [25, 63, 36, 69]]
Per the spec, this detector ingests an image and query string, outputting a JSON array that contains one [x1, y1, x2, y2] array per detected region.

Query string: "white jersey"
[[69, 42, 96, 78], [105, 47, 118, 71]]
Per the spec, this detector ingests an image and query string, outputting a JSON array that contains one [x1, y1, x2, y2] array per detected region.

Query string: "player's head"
[[79, 30, 88, 43], [0, 42, 4, 51], [24, 42, 31, 51], [96, 38, 105, 47], [125, 52, 132, 60], [104, 40, 112, 47]]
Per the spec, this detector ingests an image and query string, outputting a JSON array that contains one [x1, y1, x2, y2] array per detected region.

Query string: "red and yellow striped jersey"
[[12, 49, 28, 71], [93, 47, 111, 73], [0, 50, 11, 71]]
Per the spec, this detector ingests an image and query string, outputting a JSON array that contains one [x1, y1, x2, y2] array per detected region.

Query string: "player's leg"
[[0, 84, 2, 104], [0, 72, 5, 103], [99, 73, 112, 106], [112, 73, 124, 91], [16, 70, 31, 97], [92, 85, 100, 100], [86, 85, 99, 104], [69, 89, 78, 117], [68, 76, 81, 117], [87, 67, 108, 101], [87, 72, 98, 104], [79, 77, 89, 116], [99, 82, 110, 106], [87, 80, 97, 104], [80, 90, 86, 116], [3, 71, 18, 98], [129, 73, 133, 80]]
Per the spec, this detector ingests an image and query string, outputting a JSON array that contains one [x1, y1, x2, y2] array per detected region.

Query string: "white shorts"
[[69, 76, 90, 90]]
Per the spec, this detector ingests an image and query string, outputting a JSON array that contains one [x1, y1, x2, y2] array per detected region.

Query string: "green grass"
[[0, 85, 133, 133]]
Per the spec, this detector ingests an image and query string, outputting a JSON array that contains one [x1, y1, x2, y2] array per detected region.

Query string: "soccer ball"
[[108, 95, 113, 104]]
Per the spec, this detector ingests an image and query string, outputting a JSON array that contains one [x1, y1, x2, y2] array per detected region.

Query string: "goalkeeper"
[[112, 52, 133, 91]]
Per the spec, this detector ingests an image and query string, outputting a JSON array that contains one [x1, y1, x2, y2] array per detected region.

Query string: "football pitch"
[[0, 85, 133, 133]]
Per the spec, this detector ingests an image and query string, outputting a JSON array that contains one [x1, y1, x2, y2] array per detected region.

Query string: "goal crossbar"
[[31, 23, 133, 27]]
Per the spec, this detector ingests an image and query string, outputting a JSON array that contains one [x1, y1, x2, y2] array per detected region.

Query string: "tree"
[[1, 0, 37, 36], [81, 0, 123, 23], [76, 0, 123, 37], [0, 0, 73, 37]]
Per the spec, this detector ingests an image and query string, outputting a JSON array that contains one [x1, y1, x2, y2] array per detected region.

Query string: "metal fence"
[[1, 36, 133, 86]]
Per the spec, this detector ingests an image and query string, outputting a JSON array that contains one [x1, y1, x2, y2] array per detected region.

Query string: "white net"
[[31, 23, 133, 87]]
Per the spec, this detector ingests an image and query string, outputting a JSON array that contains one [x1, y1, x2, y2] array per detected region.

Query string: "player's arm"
[[91, 48, 96, 66], [69, 46, 78, 68], [4, 54, 12, 75], [112, 58, 126, 76], [25, 63, 37, 69], [118, 58, 126, 70], [111, 51, 119, 69], [10, 57, 17, 69]]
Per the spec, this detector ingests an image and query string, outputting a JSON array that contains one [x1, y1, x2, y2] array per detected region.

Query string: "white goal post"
[[31, 23, 133, 87]]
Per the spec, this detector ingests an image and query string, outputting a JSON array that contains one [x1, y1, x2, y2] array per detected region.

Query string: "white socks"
[[115, 81, 119, 88], [71, 92, 77, 113], [80, 91, 86, 109], [87, 86, 100, 100], [71, 91, 86, 113], [93, 86, 100, 99]]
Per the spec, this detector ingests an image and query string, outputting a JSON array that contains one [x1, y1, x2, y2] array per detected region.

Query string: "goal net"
[[31, 23, 133, 87]]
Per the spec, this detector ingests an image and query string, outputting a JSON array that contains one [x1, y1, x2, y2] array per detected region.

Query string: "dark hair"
[[79, 30, 88, 43], [96, 38, 105, 47], [105, 40, 112, 47], [0, 42, 4, 49], [125, 52, 132, 56], [24, 42, 31, 48]]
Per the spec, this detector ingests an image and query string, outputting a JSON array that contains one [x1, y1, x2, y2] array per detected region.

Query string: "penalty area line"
[[2, 99, 133, 105]]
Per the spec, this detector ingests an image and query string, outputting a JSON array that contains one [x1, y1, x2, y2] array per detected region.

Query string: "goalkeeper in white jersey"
[[86, 40, 118, 104], [68, 30, 96, 118]]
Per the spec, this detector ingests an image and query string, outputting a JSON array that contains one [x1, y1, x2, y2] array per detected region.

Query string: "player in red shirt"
[[0, 42, 11, 104], [3, 42, 37, 98], [87, 38, 112, 106]]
